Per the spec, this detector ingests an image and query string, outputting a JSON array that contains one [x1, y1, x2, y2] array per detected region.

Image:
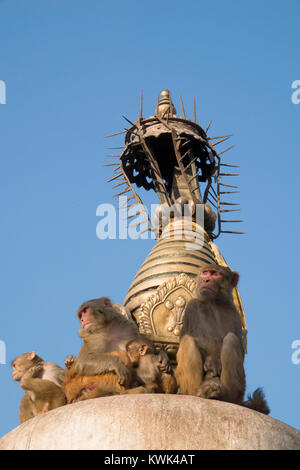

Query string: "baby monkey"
[[126, 337, 178, 394], [12, 351, 66, 423]]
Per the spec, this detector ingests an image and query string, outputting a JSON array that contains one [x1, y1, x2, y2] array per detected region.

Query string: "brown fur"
[[12, 352, 66, 423], [63, 350, 146, 403], [175, 264, 269, 414], [126, 337, 177, 394]]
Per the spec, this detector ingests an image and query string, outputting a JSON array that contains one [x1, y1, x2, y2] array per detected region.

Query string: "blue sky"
[[0, 0, 300, 438]]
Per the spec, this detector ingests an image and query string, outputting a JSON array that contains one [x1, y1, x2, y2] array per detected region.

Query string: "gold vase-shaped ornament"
[[106, 90, 246, 360]]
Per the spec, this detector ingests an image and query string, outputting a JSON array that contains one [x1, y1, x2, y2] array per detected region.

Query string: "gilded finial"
[[155, 89, 177, 118]]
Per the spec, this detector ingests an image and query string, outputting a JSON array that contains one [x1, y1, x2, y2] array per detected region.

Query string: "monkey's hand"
[[24, 365, 43, 380], [20, 366, 43, 387], [203, 355, 221, 378], [157, 352, 171, 374], [64, 355, 76, 369], [75, 355, 131, 386]]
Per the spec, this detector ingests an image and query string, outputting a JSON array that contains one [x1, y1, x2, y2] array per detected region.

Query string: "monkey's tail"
[[241, 387, 270, 415]]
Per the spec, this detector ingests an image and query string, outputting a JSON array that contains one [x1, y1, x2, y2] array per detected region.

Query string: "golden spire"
[[155, 89, 177, 118]]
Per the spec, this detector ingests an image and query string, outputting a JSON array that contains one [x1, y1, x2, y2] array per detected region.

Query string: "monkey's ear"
[[103, 297, 112, 307], [28, 351, 36, 361], [231, 272, 239, 287], [139, 344, 149, 356]]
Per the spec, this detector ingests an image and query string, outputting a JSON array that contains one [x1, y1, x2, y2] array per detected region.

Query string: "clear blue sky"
[[0, 0, 299, 438]]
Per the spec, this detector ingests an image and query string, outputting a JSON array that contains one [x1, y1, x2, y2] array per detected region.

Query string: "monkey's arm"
[[19, 395, 35, 423], [180, 299, 204, 337], [75, 353, 131, 386], [20, 366, 64, 397]]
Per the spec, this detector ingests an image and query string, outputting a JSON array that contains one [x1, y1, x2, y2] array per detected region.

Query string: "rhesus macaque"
[[63, 349, 145, 403], [126, 337, 178, 394], [175, 264, 269, 414], [75, 297, 138, 381], [63, 297, 146, 403], [12, 352, 66, 423]]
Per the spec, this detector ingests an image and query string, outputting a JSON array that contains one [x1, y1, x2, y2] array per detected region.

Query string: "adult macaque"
[[63, 298, 178, 402], [175, 264, 269, 414], [12, 352, 66, 423], [63, 297, 144, 403], [63, 350, 146, 403], [126, 337, 178, 394], [75, 297, 138, 382]]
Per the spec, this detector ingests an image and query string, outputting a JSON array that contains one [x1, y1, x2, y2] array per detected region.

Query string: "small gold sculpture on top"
[[155, 89, 177, 118]]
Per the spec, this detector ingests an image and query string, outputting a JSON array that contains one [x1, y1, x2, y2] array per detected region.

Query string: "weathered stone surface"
[[1, 394, 299, 450]]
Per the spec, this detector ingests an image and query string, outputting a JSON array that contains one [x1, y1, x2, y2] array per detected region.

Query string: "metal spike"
[[179, 93, 186, 119], [220, 191, 240, 194], [184, 155, 198, 170], [107, 146, 125, 150], [219, 145, 235, 156], [179, 149, 190, 162], [220, 209, 240, 213], [119, 195, 135, 209], [205, 120, 212, 133], [127, 202, 139, 210], [220, 202, 240, 206], [130, 221, 143, 229], [105, 130, 126, 138], [208, 191, 218, 203], [103, 163, 120, 167], [127, 213, 140, 220], [219, 183, 238, 189], [180, 140, 190, 149], [114, 189, 131, 198], [212, 137, 230, 146], [210, 185, 218, 199], [207, 197, 218, 209], [155, 114, 172, 130], [220, 173, 239, 177], [104, 154, 121, 158], [138, 228, 149, 236], [124, 127, 139, 137], [221, 220, 243, 223], [220, 163, 240, 168], [122, 115, 136, 127], [209, 134, 232, 140], [107, 172, 123, 183], [220, 230, 245, 234], [112, 181, 127, 189], [188, 173, 199, 184], [140, 90, 143, 119]]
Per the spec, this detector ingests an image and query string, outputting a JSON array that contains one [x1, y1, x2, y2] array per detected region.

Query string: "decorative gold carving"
[[136, 273, 196, 360]]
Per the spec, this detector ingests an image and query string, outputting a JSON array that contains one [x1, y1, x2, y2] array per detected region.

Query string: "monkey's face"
[[197, 268, 223, 299], [11, 359, 26, 381], [77, 297, 114, 333], [78, 306, 95, 330], [196, 265, 239, 302]]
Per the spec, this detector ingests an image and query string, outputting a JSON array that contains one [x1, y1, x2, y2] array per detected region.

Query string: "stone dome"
[[1, 395, 300, 450]]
